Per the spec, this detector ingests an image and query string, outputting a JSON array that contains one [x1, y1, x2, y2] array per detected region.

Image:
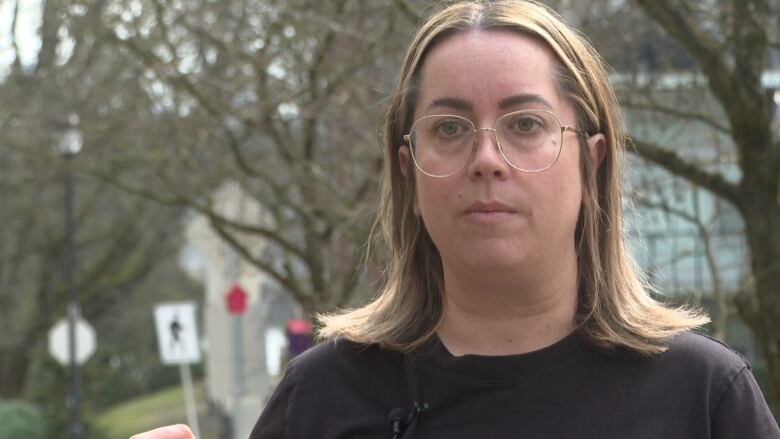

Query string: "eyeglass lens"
[[409, 110, 563, 176]]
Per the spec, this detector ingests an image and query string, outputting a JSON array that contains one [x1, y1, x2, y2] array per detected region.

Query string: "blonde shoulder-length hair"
[[319, 0, 708, 354]]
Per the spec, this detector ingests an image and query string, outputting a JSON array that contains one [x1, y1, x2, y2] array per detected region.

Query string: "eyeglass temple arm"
[[562, 126, 590, 138]]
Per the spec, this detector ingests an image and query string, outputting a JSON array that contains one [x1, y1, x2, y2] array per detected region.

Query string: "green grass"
[[97, 384, 208, 439]]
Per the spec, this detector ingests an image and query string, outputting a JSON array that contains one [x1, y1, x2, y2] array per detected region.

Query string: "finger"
[[129, 424, 195, 439]]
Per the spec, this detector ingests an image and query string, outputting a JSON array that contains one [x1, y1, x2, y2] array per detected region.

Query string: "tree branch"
[[634, 0, 772, 161], [630, 139, 742, 207], [206, 215, 308, 306], [101, 28, 263, 178], [732, 0, 769, 88], [634, 0, 732, 96], [620, 98, 731, 135], [202, 204, 309, 264]]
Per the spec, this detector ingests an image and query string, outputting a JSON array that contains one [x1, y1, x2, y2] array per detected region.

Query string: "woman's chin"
[[449, 246, 536, 274]]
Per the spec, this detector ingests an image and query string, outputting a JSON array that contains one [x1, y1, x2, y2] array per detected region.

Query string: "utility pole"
[[58, 116, 83, 439]]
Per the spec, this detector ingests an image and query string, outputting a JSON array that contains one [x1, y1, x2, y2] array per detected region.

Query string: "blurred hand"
[[129, 424, 196, 439]]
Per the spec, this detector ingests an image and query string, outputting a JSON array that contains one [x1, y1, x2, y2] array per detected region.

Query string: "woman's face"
[[400, 30, 601, 277]]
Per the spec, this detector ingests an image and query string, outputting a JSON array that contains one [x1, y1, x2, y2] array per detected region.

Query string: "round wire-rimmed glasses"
[[403, 109, 590, 178]]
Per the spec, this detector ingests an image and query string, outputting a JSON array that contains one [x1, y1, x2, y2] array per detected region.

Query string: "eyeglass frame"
[[402, 109, 591, 178]]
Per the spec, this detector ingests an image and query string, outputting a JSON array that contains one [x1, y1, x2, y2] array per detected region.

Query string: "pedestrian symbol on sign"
[[170, 315, 183, 350], [154, 302, 201, 365]]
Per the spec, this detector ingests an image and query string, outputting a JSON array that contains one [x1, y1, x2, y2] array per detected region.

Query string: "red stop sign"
[[225, 283, 248, 314]]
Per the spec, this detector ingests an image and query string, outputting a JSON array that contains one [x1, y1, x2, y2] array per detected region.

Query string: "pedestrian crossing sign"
[[154, 301, 202, 365]]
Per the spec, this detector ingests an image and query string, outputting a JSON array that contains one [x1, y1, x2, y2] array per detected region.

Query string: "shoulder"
[[663, 333, 780, 437], [585, 331, 751, 398], [590, 330, 749, 374], [660, 331, 749, 375], [286, 338, 406, 381], [626, 331, 753, 405]]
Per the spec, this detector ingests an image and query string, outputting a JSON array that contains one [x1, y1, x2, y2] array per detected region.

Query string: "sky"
[[0, 0, 42, 76]]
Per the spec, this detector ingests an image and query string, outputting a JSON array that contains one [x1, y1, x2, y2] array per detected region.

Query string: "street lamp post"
[[58, 119, 83, 439]]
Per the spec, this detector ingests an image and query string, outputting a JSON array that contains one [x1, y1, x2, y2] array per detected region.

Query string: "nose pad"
[[469, 128, 508, 176]]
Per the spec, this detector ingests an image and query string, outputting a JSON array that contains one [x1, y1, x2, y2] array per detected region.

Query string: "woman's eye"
[[437, 120, 464, 136], [513, 117, 541, 132]]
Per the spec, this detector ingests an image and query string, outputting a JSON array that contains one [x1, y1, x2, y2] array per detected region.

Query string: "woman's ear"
[[582, 133, 606, 202], [587, 133, 606, 170]]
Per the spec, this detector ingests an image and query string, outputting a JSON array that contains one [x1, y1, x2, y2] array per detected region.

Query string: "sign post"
[[57, 121, 83, 439], [49, 315, 95, 439], [154, 302, 201, 438], [225, 283, 248, 439]]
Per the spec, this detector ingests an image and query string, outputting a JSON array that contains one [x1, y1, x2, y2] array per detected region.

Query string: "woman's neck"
[[436, 251, 578, 357]]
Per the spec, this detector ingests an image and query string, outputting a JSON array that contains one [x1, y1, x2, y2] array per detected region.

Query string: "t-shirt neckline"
[[415, 330, 582, 382]]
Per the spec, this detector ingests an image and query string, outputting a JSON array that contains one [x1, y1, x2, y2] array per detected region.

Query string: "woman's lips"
[[465, 201, 517, 214], [464, 201, 518, 223]]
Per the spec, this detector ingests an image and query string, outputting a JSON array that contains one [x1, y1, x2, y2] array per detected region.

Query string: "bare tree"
[[597, 0, 780, 412], [93, 0, 416, 315], [0, 0, 188, 398]]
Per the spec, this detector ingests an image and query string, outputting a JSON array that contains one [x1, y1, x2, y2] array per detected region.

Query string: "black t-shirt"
[[249, 330, 779, 438]]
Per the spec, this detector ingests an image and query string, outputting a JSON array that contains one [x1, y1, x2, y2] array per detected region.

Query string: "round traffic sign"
[[48, 317, 96, 366]]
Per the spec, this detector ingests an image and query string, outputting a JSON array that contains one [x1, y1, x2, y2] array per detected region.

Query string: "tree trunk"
[[741, 204, 780, 416], [0, 345, 31, 398]]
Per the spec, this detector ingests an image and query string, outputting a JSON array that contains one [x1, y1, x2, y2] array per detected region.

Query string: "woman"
[[133, 1, 779, 438]]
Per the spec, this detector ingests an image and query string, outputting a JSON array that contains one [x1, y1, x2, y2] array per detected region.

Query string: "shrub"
[[0, 400, 47, 439]]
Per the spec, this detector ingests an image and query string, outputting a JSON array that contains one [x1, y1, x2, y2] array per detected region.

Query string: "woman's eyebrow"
[[425, 94, 554, 112], [426, 97, 472, 112], [498, 94, 554, 110]]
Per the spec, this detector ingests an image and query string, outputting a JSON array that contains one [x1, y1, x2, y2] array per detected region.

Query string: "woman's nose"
[[467, 128, 510, 179]]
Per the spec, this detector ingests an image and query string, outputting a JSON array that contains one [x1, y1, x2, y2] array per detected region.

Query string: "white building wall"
[[181, 181, 298, 438]]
